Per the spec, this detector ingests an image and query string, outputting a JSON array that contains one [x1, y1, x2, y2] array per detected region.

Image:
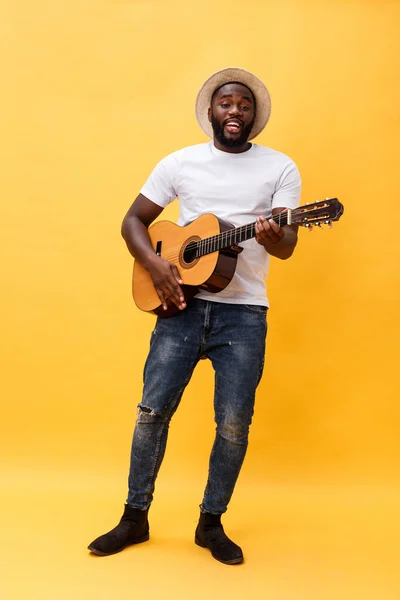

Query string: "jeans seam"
[[201, 302, 212, 349], [243, 304, 268, 314]]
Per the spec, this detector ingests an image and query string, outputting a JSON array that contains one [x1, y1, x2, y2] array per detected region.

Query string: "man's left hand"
[[255, 216, 285, 247]]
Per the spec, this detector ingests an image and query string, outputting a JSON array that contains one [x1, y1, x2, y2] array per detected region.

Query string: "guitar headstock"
[[293, 198, 344, 229]]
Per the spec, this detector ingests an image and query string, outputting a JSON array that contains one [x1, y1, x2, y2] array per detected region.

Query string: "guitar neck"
[[194, 197, 343, 258], [197, 211, 290, 257]]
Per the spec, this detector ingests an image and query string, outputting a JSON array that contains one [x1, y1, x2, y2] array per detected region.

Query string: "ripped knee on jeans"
[[137, 403, 162, 423]]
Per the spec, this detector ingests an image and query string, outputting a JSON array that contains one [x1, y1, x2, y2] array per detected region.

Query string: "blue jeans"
[[127, 299, 267, 515]]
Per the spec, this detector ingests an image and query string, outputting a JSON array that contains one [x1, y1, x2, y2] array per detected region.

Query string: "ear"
[[207, 107, 211, 123]]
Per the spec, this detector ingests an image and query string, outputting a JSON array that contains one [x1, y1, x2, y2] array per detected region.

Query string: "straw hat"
[[195, 67, 271, 140]]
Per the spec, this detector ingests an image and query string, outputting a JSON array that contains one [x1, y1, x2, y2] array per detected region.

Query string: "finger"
[[255, 220, 263, 235], [255, 218, 270, 245], [170, 266, 186, 306], [158, 284, 182, 310], [259, 221, 282, 244], [269, 221, 285, 242], [171, 265, 184, 292], [165, 279, 186, 309], [156, 288, 168, 311], [255, 216, 269, 235], [268, 219, 283, 234]]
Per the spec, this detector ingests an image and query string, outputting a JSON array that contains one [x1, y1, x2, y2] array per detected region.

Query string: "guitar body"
[[132, 213, 242, 317]]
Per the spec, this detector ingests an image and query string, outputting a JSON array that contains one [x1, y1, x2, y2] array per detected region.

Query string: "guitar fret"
[[201, 221, 260, 256]]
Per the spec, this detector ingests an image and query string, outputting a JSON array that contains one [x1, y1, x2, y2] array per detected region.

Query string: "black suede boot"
[[195, 511, 244, 565], [88, 505, 149, 556]]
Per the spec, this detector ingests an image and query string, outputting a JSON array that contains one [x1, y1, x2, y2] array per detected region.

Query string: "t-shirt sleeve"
[[140, 151, 181, 208], [272, 160, 302, 210]]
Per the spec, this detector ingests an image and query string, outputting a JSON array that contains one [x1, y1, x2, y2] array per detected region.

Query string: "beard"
[[211, 113, 255, 148]]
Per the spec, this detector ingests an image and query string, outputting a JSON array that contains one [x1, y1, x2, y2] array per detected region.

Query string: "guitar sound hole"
[[183, 241, 198, 264]]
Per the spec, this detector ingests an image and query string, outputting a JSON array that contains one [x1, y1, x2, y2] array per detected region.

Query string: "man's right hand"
[[147, 257, 186, 312]]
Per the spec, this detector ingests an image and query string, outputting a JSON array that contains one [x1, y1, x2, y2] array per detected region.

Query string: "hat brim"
[[195, 67, 271, 141]]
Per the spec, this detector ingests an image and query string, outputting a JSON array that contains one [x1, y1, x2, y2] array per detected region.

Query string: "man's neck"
[[213, 139, 252, 154]]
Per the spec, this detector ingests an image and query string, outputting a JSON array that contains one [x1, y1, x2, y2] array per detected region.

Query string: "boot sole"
[[194, 536, 244, 565], [88, 533, 150, 556]]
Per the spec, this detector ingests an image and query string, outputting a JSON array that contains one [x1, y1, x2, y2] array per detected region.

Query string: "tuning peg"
[[304, 223, 313, 231], [324, 220, 332, 228]]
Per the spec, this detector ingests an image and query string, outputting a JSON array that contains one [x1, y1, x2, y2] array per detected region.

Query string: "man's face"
[[208, 82, 256, 149]]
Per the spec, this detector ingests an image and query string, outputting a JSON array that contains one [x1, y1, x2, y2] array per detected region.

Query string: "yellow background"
[[1, 1, 399, 598]]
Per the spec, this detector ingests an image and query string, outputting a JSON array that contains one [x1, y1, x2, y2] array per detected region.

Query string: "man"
[[88, 67, 301, 565]]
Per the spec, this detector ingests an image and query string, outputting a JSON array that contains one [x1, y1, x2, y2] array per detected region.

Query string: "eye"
[[241, 106, 250, 111], [221, 103, 230, 109]]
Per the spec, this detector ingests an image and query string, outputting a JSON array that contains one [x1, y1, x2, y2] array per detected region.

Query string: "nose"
[[228, 104, 242, 116]]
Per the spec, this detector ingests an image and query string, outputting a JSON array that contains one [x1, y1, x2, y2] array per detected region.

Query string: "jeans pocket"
[[243, 304, 268, 315]]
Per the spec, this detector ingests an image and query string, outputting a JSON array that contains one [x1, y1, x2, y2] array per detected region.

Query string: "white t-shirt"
[[140, 142, 301, 307]]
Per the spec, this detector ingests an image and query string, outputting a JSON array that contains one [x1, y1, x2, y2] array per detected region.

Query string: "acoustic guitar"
[[132, 197, 344, 317]]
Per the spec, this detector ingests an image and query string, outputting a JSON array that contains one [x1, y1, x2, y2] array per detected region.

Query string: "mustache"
[[223, 118, 244, 126]]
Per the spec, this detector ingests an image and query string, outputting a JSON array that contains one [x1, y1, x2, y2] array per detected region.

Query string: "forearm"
[[121, 215, 159, 270]]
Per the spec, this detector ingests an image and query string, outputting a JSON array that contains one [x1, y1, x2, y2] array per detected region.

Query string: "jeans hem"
[[199, 504, 226, 516], [126, 502, 150, 511]]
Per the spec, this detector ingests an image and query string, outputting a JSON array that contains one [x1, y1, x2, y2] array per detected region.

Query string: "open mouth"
[[224, 119, 242, 134]]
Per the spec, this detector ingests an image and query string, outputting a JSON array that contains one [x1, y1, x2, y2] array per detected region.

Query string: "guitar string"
[[153, 218, 291, 263], [153, 216, 279, 263], [151, 204, 339, 263], [158, 224, 257, 263], [159, 219, 294, 262]]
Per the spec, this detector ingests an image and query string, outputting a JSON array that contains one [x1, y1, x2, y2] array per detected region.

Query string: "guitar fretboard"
[[195, 211, 290, 257]]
